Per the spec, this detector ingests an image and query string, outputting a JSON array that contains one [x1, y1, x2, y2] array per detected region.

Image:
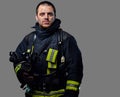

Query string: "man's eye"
[[48, 13, 54, 16], [39, 13, 45, 16]]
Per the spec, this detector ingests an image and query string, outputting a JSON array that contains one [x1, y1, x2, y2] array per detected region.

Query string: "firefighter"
[[9, 1, 83, 97]]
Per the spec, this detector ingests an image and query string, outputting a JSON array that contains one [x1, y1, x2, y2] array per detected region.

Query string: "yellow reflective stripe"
[[66, 80, 80, 91], [46, 48, 58, 75], [52, 49, 58, 63], [67, 80, 80, 85], [31, 45, 34, 54], [48, 62, 57, 69], [49, 89, 65, 94], [46, 48, 58, 63], [34, 89, 65, 95], [47, 62, 57, 75], [15, 64, 21, 73], [47, 68, 50, 75], [46, 48, 52, 62], [32, 94, 63, 97], [66, 86, 78, 91], [32, 89, 65, 97]]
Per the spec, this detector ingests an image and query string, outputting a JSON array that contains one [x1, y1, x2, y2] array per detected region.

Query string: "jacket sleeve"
[[64, 36, 83, 97], [13, 36, 28, 83], [15, 36, 28, 63]]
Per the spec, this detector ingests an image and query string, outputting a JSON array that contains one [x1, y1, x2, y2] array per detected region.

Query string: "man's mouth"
[[43, 21, 49, 23]]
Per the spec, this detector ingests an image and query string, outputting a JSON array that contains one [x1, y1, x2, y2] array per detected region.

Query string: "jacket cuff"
[[64, 90, 79, 97]]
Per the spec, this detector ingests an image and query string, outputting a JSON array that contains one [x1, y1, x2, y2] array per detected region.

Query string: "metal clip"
[[61, 56, 65, 63]]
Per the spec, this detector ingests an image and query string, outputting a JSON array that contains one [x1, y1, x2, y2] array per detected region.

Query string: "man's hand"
[[19, 71, 34, 89], [22, 72, 34, 83]]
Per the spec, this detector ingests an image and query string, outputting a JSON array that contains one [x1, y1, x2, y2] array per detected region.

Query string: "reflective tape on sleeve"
[[15, 64, 22, 73], [66, 80, 80, 91]]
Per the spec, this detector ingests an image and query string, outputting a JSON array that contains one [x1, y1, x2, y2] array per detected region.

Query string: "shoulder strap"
[[57, 29, 65, 65], [57, 29, 63, 45], [57, 29, 63, 57], [25, 32, 36, 54]]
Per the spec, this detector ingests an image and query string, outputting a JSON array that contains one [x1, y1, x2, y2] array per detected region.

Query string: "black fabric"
[[25, 93, 32, 97], [64, 90, 79, 97]]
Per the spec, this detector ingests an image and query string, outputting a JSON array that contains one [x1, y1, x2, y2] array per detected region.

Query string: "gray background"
[[0, 0, 120, 97]]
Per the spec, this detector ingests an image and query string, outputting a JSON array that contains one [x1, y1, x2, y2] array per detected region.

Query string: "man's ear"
[[35, 15, 38, 22]]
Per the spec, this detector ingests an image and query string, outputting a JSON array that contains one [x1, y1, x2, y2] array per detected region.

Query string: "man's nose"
[[44, 14, 48, 19]]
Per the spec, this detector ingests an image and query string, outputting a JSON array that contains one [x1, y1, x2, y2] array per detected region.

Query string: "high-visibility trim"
[[46, 48, 58, 63], [47, 68, 50, 75], [46, 48, 58, 75], [66, 80, 80, 91], [66, 86, 78, 91], [67, 80, 80, 85], [31, 45, 34, 54], [15, 64, 21, 73], [47, 62, 57, 74], [32, 89, 65, 97], [48, 62, 57, 69], [32, 94, 63, 97]]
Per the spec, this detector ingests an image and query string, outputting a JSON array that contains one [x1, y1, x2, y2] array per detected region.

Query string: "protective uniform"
[[10, 19, 83, 97]]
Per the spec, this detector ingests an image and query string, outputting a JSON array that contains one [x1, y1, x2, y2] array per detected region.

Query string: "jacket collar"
[[32, 18, 61, 40]]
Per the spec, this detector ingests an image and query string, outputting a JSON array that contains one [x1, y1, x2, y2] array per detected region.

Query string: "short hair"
[[36, 1, 56, 16]]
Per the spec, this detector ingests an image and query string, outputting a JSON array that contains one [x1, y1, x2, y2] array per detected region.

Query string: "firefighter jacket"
[[13, 19, 83, 97]]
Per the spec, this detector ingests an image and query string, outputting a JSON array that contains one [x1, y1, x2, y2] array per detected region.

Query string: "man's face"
[[36, 4, 55, 28]]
